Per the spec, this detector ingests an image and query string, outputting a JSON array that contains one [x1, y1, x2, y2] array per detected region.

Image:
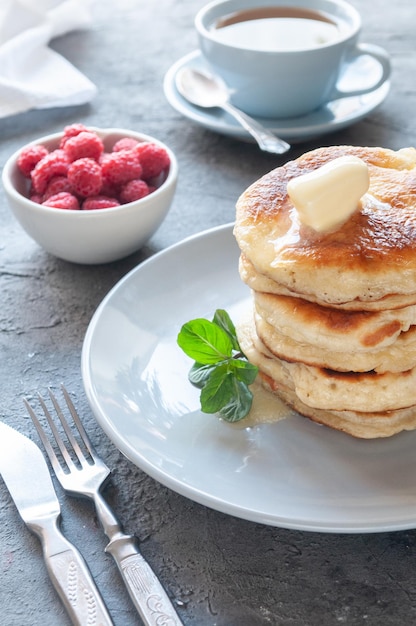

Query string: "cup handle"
[[330, 43, 391, 100]]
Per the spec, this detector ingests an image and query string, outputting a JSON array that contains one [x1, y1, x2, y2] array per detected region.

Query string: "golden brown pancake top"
[[235, 145, 416, 303]]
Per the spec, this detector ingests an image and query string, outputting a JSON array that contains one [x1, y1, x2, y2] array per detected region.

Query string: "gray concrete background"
[[1, 1, 416, 624]]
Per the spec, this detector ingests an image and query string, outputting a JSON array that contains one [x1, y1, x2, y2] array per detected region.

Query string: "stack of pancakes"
[[234, 145, 416, 438]]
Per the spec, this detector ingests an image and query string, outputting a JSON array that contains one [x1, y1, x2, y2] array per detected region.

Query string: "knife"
[[0, 421, 114, 626]]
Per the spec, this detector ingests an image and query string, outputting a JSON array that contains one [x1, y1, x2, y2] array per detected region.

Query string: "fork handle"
[[105, 535, 184, 626], [93, 492, 183, 625], [31, 516, 113, 626]]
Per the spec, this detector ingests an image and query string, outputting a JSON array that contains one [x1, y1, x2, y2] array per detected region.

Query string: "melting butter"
[[287, 155, 370, 232], [229, 380, 295, 430]]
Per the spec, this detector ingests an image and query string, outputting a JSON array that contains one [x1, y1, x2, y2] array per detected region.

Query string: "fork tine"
[[23, 398, 68, 474], [39, 391, 81, 470], [47, 387, 90, 468], [60, 384, 96, 459]]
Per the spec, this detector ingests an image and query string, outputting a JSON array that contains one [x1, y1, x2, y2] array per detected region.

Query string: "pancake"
[[261, 373, 416, 440], [235, 145, 416, 438], [240, 310, 416, 413], [234, 145, 416, 307], [239, 253, 416, 311], [287, 361, 416, 413], [238, 311, 416, 439], [254, 291, 416, 353], [254, 311, 416, 373]]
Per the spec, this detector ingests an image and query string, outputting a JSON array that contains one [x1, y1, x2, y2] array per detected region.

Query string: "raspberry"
[[17, 128, 167, 211], [100, 176, 119, 198], [112, 137, 139, 152], [31, 149, 70, 194], [42, 192, 80, 210], [63, 131, 104, 162], [82, 195, 121, 210], [30, 193, 43, 204], [59, 123, 89, 148], [119, 179, 150, 204], [17, 144, 49, 178], [101, 150, 142, 185], [43, 175, 74, 200], [135, 142, 170, 179], [67, 158, 102, 197]]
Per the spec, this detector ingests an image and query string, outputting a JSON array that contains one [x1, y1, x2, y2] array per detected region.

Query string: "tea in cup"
[[195, 0, 391, 118]]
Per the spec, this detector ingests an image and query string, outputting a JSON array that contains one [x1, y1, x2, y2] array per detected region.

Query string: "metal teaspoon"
[[175, 67, 291, 154]]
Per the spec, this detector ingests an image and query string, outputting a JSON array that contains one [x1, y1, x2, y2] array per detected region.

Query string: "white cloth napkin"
[[0, 0, 97, 118]]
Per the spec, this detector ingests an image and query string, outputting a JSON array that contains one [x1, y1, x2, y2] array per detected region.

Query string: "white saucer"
[[163, 50, 390, 144]]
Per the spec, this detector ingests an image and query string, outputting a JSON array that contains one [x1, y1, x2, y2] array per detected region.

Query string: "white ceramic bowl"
[[2, 127, 178, 264]]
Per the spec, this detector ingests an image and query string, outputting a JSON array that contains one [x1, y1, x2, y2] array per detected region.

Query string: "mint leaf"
[[229, 358, 258, 385], [218, 382, 254, 422], [188, 362, 217, 389], [177, 318, 233, 364], [212, 309, 240, 351], [199, 364, 236, 413], [177, 309, 258, 422], [200, 364, 254, 422]]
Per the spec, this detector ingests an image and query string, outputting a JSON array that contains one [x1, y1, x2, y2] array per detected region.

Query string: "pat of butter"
[[287, 155, 370, 232]]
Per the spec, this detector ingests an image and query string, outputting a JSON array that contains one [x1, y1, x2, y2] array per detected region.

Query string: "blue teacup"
[[195, 0, 391, 118]]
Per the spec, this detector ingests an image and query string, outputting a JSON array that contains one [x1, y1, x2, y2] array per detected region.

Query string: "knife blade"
[[0, 421, 113, 626]]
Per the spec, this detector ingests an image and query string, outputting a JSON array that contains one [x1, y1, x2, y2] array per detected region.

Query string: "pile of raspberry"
[[16, 124, 171, 210]]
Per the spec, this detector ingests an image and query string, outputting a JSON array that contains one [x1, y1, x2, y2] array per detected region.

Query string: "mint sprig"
[[177, 309, 258, 422]]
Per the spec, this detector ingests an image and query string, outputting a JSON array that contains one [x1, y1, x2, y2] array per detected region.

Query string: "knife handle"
[[94, 492, 184, 626], [32, 517, 114, 626]]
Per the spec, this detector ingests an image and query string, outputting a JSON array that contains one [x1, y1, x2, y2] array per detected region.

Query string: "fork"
[[24, 385, 184, 626]]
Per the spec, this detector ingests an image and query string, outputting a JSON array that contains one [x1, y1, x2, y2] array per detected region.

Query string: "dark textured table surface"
[[1, 1, 416, 624]]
